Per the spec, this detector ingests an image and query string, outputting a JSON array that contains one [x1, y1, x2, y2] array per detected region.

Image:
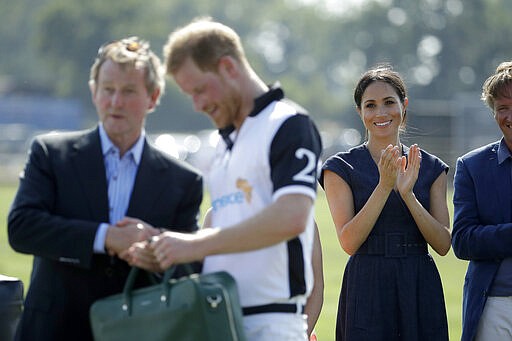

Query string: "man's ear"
[[89, 82, 96, 102], [217, 55, 239, 78], [148, 88, 161, 111]]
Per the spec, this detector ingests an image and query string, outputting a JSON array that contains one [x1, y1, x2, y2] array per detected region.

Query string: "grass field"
[[0, 184, 466, 340]]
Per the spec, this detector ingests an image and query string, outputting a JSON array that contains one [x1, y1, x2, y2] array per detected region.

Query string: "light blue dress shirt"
[[93, 124, 145, 253]]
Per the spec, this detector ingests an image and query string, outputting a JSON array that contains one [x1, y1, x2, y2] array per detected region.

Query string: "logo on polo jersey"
[[236, 178, 252, 203], [211, 178, 253, 212]]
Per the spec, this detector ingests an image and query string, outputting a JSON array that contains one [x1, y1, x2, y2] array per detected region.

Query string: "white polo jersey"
[[203, 85, 322, 308]]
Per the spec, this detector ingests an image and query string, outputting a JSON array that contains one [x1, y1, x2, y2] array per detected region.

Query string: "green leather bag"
[[90, 266, 246, 341]]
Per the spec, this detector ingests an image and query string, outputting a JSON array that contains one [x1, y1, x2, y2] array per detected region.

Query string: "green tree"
[[3, 0, 512, 132]]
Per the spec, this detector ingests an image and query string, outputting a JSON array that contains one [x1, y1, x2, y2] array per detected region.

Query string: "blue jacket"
[[452, 140, 512, 341]]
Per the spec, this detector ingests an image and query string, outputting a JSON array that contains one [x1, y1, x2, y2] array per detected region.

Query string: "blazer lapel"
[[127, 141, 167, 219], [71, 127, 110, 222]]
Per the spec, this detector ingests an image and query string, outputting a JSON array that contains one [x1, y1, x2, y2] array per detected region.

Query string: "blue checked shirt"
[[93, 124, 145, 253]]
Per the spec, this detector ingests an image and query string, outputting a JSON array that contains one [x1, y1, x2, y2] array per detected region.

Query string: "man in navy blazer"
[[452, 61, 512, 341], [7, 37, 203, 341]]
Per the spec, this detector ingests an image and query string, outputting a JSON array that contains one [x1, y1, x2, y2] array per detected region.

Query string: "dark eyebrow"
[[363, 96, 396, 104]]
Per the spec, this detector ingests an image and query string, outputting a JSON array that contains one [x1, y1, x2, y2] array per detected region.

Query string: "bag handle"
[[121, 266, 177, 315], [181, 263, 197, 276]]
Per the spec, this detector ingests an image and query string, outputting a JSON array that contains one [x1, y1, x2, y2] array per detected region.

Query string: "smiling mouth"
[[374, 120, 391, 127]]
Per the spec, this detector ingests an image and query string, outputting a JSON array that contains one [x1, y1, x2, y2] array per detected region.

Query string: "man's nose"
[[192, 95, 204, 113], [111, 91, 123, 107]]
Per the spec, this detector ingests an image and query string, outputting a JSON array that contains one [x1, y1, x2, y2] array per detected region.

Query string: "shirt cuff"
[[94, 223, 110, 253]]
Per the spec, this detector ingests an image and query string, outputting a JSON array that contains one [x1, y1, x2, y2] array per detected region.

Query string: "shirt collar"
[[218, 125, 236, 150], [497, 138, 512, 164], [99, 123, 145, 164], [249, 82, 284, 117], [217, 82, 284, 148]]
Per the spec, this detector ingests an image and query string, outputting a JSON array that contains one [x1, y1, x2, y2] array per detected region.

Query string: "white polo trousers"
[[243, 312, 308, 341]]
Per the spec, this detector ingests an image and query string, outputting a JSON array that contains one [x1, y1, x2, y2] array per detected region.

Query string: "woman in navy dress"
[[319, 64, 451, 341]]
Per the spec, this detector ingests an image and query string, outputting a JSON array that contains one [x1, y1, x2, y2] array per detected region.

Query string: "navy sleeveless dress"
[[320, 144, 449, 341]]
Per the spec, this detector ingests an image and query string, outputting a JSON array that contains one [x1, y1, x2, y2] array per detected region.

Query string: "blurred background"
[[3, 2, 508, 338], [0, 0, 508, 182]]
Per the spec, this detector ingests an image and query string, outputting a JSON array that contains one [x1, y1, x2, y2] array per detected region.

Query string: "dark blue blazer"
[[8, 127, 203, 341], [452, 140, 512, 341]]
